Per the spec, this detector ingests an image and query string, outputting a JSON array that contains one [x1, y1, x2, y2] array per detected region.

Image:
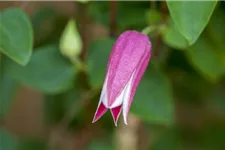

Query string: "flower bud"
[[92, 30, 152, 125], [60, 19, 82, 59]]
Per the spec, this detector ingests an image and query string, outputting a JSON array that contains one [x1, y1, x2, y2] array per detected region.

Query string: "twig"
[[161, 1, 168, 23], [154, 1, 168, 57], [110, 1, 117, 37], [19, 1, 30, 11], [78, 2, 89, 62], [151, 0, 156, 9]]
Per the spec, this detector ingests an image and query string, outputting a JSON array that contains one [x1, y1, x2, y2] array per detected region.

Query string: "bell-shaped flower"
[[92, 30, 151, 126]]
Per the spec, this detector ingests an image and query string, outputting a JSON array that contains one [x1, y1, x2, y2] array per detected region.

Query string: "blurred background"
[[1, 1, 225, 150]]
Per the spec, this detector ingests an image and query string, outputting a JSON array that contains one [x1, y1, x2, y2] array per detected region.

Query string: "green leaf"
[[0, 8, 33, 66], [163, 26, 189, 49], [167, 1, 217, 45], [162, 19, 189, 49], [5, 45, 76, 94], [186, 37, 225, 83], [0, 129, 17, 150], [87, 38, 115, 88], [131, 65, 174, 125], [17, 138, 46, 150], [150, 128, 181, 150]]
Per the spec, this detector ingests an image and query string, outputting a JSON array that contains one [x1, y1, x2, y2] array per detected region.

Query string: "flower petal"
[[122, 70, 136, 125], [122, 48, 151, 124], [107, 31, 150, 106], [101, 74, 109, 107], [93, 74, 109, 122], [109, 75, 128, 108], [110, 105, 122, 126], [92, 102, 108, 123]]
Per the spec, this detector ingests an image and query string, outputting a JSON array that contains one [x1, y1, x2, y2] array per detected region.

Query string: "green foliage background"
[[1, 1, 225, 150]]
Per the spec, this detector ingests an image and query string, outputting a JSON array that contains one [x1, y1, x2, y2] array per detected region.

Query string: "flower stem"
[[70, 56, 86, 72], [115, 115, 140, 150], [110, 1, 117, 37], [141, 25, 158, 35], [141, 24, 167, 36]]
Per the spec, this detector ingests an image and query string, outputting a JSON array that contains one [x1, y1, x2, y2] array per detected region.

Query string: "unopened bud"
[[60, 19, 82, 59]]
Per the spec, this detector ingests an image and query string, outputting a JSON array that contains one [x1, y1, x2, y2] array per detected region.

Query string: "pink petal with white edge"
[[123, 48, 151, 124], [106, 31, 150, 107], [110, 105, 122, 126]]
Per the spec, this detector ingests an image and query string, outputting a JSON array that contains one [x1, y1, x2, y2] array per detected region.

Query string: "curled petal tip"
[[111, 105, 122, 126], [123, 116, 128, 125], [92, 102, 108, 123], [92, 117, 98, 123]]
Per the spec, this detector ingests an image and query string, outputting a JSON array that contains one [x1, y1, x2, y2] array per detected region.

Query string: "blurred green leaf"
[[207, 87, 225, 117], [117, 2, 149, 32], [0, 129, 17, 150], [44, 95, 65, 124], [31, 7, 58, 46], [186, 37, 225, 83], [0, 72, 17, 117], [131, 65, 174, 125], [44, 89, 80, 124], [5, 45, 76, 94], [0, 8, 33, 66], [150, 128, 181, 150], [167, 1, 217, 45], [146, 9, 162, 25], [201, 123, 225, 150], [77, 0, 89, 4], [87, 2, 109, 27], [17, 138, 46, 150], [207, 10, 225, 48], [162, 19, 189, 49], [87, 38, 115, 88], [170, 70, 213, 103], [118, 8, 147, 32], [31, 7, 57, 30], [207, 10, 225, 67], [0, 56, 17, 117], [88, 2, 148, 31], [88, 140, 112, 150]]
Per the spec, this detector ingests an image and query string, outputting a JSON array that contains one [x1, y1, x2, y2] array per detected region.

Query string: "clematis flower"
[[92, 30, 151, 126]]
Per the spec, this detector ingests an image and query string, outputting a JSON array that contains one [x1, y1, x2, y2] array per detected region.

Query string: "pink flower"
[[92, 30, 151, 126]]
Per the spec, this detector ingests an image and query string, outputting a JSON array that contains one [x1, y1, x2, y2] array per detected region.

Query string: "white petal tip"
[[92, 119, 97, 123], [123, 116, 128, 125]]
